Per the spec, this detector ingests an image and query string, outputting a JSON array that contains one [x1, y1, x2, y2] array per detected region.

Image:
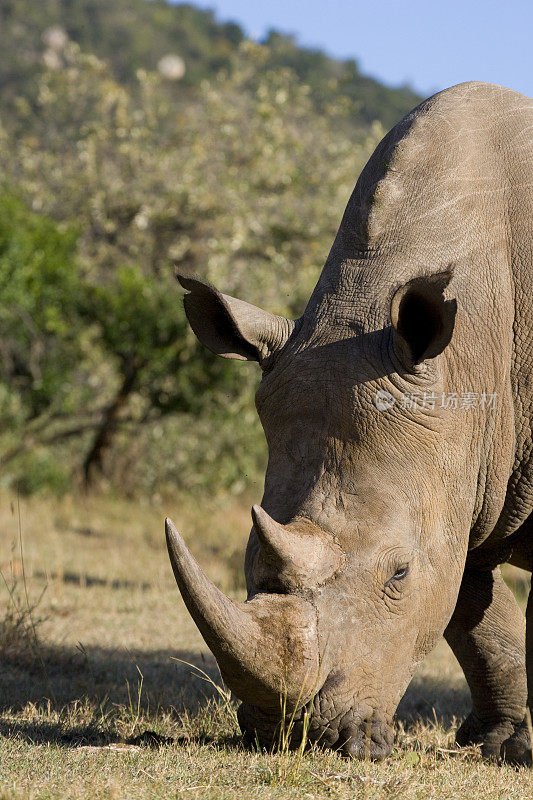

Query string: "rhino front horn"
[[165, 517, 319, 709]]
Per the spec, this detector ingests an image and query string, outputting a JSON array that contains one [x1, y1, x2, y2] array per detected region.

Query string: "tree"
[[0, 192, 82, 421], [0, 40, 383, 494], [80, 265, 241, 485]]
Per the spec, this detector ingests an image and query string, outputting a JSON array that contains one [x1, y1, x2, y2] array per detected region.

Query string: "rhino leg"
[[444, 567, 527, 759], [501, 588, 533, 765]]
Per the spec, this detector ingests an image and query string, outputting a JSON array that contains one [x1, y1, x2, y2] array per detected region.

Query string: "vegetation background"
[[0, 0, 421, 498], [0, 2, 531, 797]]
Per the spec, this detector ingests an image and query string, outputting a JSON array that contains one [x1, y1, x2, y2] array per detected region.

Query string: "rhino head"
[[166, 264, 464, 759], [165, 109, 480, 758]]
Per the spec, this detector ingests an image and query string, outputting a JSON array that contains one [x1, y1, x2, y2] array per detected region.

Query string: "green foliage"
[[84, 266, 181, 371], [0, 1, 406, 496], [82, 264, 241, 417], [13, 449, 70, 496], [0, 0, 419, 133], [262, 29, 420, 129], [0, 192, 81, 417]]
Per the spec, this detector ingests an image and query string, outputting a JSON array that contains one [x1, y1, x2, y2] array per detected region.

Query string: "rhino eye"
[[386, 565, 409, 586]]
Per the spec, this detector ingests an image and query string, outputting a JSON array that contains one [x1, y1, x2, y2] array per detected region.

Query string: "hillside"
[[0, 0, 421, 497], [0, 0, 420, 130]]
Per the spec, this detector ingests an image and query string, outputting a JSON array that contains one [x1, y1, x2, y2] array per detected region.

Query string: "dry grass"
[[0, 490, 531, 799]]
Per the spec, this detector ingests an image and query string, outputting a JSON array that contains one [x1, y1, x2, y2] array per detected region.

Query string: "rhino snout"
[[237, 699, 394, 760], [336, 709, 395, 760]]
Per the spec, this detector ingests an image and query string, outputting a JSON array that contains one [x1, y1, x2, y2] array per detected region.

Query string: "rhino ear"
[[177, 273, 294, 363], [390, 270, 457, 365]]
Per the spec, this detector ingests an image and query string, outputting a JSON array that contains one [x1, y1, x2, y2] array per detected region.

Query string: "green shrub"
[[13, 450, 70, 496]]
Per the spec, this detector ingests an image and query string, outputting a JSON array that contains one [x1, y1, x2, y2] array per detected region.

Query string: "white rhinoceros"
[[166, 82, 533, 763]]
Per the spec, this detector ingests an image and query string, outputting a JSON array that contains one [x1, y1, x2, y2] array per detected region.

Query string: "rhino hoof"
[[501, 719, 533, 766], [456, 712, 519, 759]]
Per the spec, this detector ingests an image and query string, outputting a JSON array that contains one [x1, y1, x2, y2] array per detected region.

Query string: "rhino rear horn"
[[251, 505, 345, 585]]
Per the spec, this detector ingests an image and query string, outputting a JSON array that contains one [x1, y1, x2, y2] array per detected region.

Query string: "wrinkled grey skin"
[[168, 82, 533, 762]]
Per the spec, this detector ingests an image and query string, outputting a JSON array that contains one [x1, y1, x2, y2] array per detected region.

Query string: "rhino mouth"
[[237, 696, 394, 760]]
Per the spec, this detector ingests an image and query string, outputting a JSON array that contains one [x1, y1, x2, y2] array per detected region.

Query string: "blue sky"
[[190, 0, 532, 99]]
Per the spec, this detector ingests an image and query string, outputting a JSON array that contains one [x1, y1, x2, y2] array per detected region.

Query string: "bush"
[[13, 450, 70, 497]]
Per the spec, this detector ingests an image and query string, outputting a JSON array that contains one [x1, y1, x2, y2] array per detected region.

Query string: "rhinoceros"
[[165, 81, 533, 763]]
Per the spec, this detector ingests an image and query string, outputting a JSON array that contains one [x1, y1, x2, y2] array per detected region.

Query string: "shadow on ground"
[[0, 642, 233, 747], [397, 672, 470, 731], [1, 639, 471, 747], [33, 569, 152, 591], [0, 715, 245, 750], [0, 643, 220, 715], [0, 717, 113, 747]]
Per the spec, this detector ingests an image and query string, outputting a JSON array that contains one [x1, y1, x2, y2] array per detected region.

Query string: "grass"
[[0, 490, 532, 799]]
